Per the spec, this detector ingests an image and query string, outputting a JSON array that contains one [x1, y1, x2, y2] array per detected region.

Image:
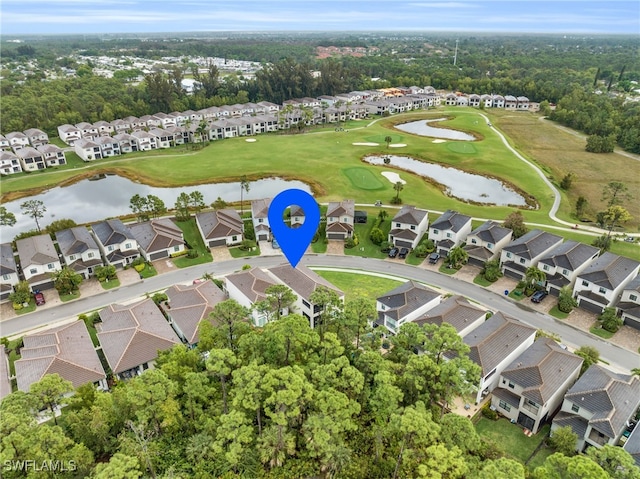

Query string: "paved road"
[[2, 254, 638, 372]]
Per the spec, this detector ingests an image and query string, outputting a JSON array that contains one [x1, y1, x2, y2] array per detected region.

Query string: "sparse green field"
[[312, 269, 403, 301], [342, 167, 386, 190], [475, 417, 550, 464]]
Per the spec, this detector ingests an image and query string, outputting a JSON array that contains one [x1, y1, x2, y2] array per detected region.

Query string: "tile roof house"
[[113, 133, 139, 153], [0, 134, 10, 151], [414, 295, 486, 337], [325, 199, 355, 240], [0, 345, 11, 399], [573, 252, 640, 314], [538, 241, 600, 297], [463, 220, 513, 266], [623, 422, 640, 467], [129, 218, 185, 261], [57, 124, 82, 146], [16, 234, 62, 291], [0, 151, 23, 174], [552, 365, 640, 452], [376, 280, 442, 334], [500, 229, 564, 280], [428, 210, 473, 256], [15, 146, 46, 171], [97, 298, 181, 379], [74, 138, 103, 161], [6, 131, 30, 150], [458, 311, 537, 403], [161, 281, 227, 346], [196, 209, 244, 248], [267, 264, 345, 329], [388, 205, 429, 249], [1, 243, 20, 302], [24, 128, 49, 148], [92, 219, 139, 268], [55, 227, 104, 279], [130, 130, 158, 151], [618, 275, 640, 330], [36, 144, 66, 167], [225, 267, 281, 327], [15, 321, 107, 391], [94, 135, 122, 157], [251, 198, 272, 242], [290, 205, 305, 227], [491, 338, 583, 434]]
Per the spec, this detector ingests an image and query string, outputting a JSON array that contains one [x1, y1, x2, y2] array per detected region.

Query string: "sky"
[[1, 0, 639, 35]]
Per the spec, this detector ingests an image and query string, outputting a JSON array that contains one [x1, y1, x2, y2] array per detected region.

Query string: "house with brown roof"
[[552, 365, 640, 452], [428, 210, 472, 256], [92, 219, 139, 268], [573, 252, 640, 314], [1, 243, 20, 302], [75, 121, 99, 139], [463, 220, 513, 266], [290, 205, 305, 227], [538, 241, 600, 297], [225, 267, 282, 326], [97, 298, 181, 380], [457, 311, 537, 404], [196, 209, 243, 247], [15, 321, 107, 391], [161, 281, 227, 346], [491, 338, 583, 434], [0, 345, 11, 399], [414, 295, 486, 337], [500, 229, 564, 280], [24, 128, 49, 148], [129, 218, 185, 261], [15, 146, 46, 171], [388, 205, 429, 249], [0, 151, 23, 174], [376, 280, 442, 334], [251, 198, 272, 242], [16, 234, 62, 291], [36, 144, 66, 167], [618, 275, 640, 330], [55, 227, 104, 279], [326, 199, 355, 240]]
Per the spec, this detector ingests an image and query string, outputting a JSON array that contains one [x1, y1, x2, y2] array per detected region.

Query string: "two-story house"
[[36, 144, 66, 167], [148, 128, 174, 149], [0, 151, 23, 174], [326, 199, 355, 240], [251, 198, 272, 242], [15, 147, 46, 171], [196, 209, 244, 248], [55, 226, 104, 278], [500, 229, 564, 280], [57, 124, 82, 146], [161, 281, 227, 347], [97, 298, 181, 380], [15, 321, 107, 392], [552, 365, 640, 452], [91, 219, 139, 268], [129, 218, 186, 261], [6, 131, 29, 150], [130, 130, 158, 151], [491, 338, 583, 434], [267, 264, 345, 329], [538, 241, 600, 297], [376, 280, 442, 334], [428, 210, 473, 256], [573, 252, 640, 314], [74, 138, 103, 161], [225, 267, 282, 327], [464, 220, 513, 266], [290, 205, 305, 228], [388, 205, 429, 249], [618, 275, 640, 330], [414, 294, 486, 337], [113, 133, 139, 153], [0, 243, 20, 302], [94, 136, 121, 158], [16, 235, 62, 291], [24, 128, 49, 148]]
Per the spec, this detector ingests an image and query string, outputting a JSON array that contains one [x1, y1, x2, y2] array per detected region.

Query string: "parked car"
[[531, 290, 548, 303], [388, 248, 399, 258], [625, 237, 636, 243], [399, 247, 409, 259], [428, 253, 441, 264], [34, 292, 46, 306]]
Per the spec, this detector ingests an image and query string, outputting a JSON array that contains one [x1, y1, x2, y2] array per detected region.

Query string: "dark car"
[[34, 292, 46, 306], [399, 247, 409, 259], [388, 248, 399, 258], [428, 253, 441, 264], [531, 290, 548, 303]]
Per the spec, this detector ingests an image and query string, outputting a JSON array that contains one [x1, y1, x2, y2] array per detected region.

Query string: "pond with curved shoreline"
[[3, 175, 312, 235], [394, 118, 477, 141], [364, 155, 528, 206]]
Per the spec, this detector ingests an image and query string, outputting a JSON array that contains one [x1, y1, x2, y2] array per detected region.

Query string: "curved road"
[[2, 254, 638, 372]]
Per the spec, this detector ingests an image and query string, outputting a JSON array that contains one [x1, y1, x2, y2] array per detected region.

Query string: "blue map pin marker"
[[268, 189, 320, 268]]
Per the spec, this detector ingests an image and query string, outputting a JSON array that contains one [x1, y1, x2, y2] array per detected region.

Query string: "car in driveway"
[[428, 253, 440, 264], [399, 247, 409, 259], [34, 292, 46, 306], [531, 290, 548, 303], [388, 248, 399, 258]]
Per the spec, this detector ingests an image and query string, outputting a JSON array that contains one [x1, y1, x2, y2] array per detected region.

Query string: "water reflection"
[[365, 155, 526, 206], [394, 118, 476, 141], [2, 175, 312, 236]]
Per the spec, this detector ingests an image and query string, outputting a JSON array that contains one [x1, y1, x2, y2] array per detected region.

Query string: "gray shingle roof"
[[538, 240, 600, 272], [468, 220, 512, 244], [55, 226, 98, 256], [0, 243, 17, 276], [553, 411, 589, 440], [414, 295, 484, 333], [251, 198, 271, 219], [377, 280, 440, 321], [16, 234, 58, 267], [392, 205, 427, 226], [0, 345, 11, 399], [578, 252, 640, 291], [267, 264, 343, 300], [129, 218, 184, 254], [625, 275, 640, 293], [430, 209, 471, 233], [92, 219, 135, 247], [502, 229, 563, 260], [196, 209, 243, 240]]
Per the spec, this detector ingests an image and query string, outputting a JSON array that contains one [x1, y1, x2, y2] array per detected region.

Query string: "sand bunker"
[[381, 171, 406, 184], [389, 143, 407, 148], [245, 138, 257, 142], [432, 139, 447, 144], [352, 142, 379, 146]]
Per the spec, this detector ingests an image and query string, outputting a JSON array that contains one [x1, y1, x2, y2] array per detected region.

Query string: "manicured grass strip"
[[139, 264, 157, 279], [439, 264, 460, 275], [404, 253, 424, 266], [475, 417, 550, 464], [342, 167, 385, 190], [344, 218, 391, 259], [59, 291, 81, 302], [311, 240, 327, 254], [446, 142, 477, 154], [313, 270, 403, 301], [229, 246, 261, 258], [473, 274, 494, 287], [590, 326, 615, 339], [174, 218, 213, 268], [548, 306, 569, 319], [15, 300, 36, 315], [509, 289, 525, 300], [101, 279, 121, 290]]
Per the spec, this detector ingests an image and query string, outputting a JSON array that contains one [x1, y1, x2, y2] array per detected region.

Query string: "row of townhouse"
[[0, 128, 49, 152], [0, 261, 344, 398], [0, 144, 66, 174]]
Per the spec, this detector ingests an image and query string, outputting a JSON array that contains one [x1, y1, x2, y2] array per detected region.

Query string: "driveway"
[[326, 240, 345, 255], [211, 246, 233, 262]]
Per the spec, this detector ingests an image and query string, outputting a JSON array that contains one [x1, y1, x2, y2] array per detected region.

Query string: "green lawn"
[[344, 217, 391, 259], [312, 270, 403, 301], [526, 445, 555, 471], [59, 290, 81, 302], [139, 264, 157, 279], [174, 218, 213, 267], [473, 274, 494, 287], [548, 305, 570, 319], [311, 239, 328, 253], [342, 167, 386, 190], [101, 278, 121, 290], [439, 264, 460, 275], [475, 417, 550, 464], [229, 245, 261, 258], [590, 325, 615, 339], [15, 299, 36, 315]]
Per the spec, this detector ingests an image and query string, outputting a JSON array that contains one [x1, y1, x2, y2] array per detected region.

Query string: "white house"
[[15, 147, 46, 171], [6, 131, 29, 150], [0, 243, 20, 302], [251, 198, 272, 242], [55, 227, 104, 279], [130, 130, 158, 151], [376, 280, 442, 334], [500, 229, 564, 280], [428, 210, 472, 256], [57, 124, 82, 145], [326, 199, 355, 240], [16, 235, 62, 291], [24, 128, 49, 147], [618, 275, 640, 330], [464, 220, 513, 266], [148, 128, 174, 149], [113, 133, 139, 153], [0, 151, 23, 174], [196, 209, 244, 247], [92, 219, 139, 268], [414, 294, 486, 337], [388, 205, 429, 249], [94, 136, 121, 158], [225, 267, 282, 327], [36, 144, 66, 167], [74, 138, 103, 161], [538, 241, 600, 297]]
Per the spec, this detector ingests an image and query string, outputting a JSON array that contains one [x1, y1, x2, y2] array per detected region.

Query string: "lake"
[[364, 155, 527, 206], [394, 118, 476, 141], [2, 175, 312, 236]]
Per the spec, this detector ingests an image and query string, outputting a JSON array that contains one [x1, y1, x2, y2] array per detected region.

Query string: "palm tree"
[[524, 266, 546, 293], [385, 136, 393, 148], [240, 176, 250, 215], [393, 181, 404, 204], [447, 246, 469, 269], [377, 210, 388, 222]]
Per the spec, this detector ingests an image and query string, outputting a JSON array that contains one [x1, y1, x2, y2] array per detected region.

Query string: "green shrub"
[[131, 256, 146, 267], [481, 403, 499, 420], [187, 249, 199, 259], [134, 264, 145, 272], [170, 249, 189, 258], [369, 227, 385, 245]]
